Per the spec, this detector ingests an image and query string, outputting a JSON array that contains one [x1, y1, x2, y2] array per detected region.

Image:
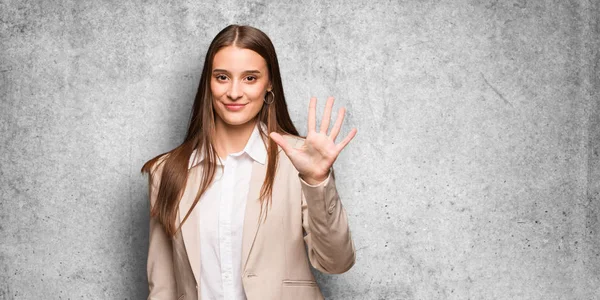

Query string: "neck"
[[214, 118, 258, 159]]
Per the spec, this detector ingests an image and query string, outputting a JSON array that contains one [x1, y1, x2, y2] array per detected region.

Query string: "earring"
[[264, 90, 275, 104]]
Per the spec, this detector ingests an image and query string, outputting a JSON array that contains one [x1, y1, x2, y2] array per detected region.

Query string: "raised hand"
[[269, 96, 357, 185]]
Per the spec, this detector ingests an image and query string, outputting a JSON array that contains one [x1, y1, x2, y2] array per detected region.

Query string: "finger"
[[308, 97, 317, 133], [269, 132, 295, 156], [329, 107, 345, 141], [335, 128, 357, 153], [320, 96, 335, 134]]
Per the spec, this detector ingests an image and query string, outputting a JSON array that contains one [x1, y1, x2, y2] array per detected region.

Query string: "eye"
[[215, 74, 228, 81], [245, 76, 257, 82]]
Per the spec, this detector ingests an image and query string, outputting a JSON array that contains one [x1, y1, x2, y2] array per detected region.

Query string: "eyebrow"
[[212, 69, 262, 74]]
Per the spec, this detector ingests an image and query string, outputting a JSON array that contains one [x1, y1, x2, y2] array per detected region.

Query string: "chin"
[[218, 115, 255, 127], [223, 120, 250, 126]]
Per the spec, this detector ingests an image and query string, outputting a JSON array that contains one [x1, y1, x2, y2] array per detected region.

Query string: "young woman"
[[142, 25, 357, 300]]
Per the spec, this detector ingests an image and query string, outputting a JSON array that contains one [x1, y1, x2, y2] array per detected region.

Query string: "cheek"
[[248, 83, 268, 100], [248, 88, 266, 110], [210, 80, 225, 97], [249, 89, 264, 100]]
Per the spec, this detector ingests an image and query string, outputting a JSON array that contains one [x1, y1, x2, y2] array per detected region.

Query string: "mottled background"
[[1, 0, 598, 299]]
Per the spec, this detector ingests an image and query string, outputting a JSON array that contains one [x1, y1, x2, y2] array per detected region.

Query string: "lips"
[[223, 103, 247, 111]]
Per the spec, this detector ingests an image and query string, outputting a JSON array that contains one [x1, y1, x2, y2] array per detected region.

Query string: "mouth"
[[223, 103, 247, 111]]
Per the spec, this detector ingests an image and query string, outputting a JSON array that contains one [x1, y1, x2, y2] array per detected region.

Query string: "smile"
[[224, 103, 247, 111]]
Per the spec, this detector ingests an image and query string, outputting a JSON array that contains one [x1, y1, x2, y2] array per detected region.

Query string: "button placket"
[[219, 157, 237, 300]]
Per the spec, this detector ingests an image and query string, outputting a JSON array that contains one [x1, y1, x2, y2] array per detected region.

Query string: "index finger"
[[308, 97, 317, 133]]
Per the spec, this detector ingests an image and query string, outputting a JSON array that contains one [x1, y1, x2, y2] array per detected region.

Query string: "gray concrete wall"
[[1, 0, 598, 299]]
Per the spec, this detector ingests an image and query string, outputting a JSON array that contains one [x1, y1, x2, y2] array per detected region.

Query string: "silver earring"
[[264, 90, 275, 104]]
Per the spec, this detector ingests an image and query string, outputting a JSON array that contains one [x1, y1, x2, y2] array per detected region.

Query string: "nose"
[[227, 81, 242, 101]]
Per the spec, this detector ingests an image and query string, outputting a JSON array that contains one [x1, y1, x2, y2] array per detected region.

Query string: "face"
[[211, 46, 271, 128]]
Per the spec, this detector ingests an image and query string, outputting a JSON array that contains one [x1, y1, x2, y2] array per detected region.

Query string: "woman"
[[142, 24, 357, 300]]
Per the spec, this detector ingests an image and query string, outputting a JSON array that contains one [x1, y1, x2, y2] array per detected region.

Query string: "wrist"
[[300, 171, 329, 185]]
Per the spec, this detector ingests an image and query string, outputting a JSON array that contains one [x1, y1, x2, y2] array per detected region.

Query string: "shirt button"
[[195, 284, 198, 290]]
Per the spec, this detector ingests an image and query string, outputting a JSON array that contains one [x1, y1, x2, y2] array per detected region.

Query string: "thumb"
[[269, 132, 294, 156]]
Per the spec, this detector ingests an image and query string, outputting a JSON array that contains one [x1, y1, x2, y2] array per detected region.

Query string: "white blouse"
[[194, 123, 266, 300]]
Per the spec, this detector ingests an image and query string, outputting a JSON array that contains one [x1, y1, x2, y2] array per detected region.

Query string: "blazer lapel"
[[179, 136, 281, 282], [179, 167, 202, 286], [241, 159, 267, 272]]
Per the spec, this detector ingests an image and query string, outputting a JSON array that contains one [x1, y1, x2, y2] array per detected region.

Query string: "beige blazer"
[[147, 135, 356, 300]]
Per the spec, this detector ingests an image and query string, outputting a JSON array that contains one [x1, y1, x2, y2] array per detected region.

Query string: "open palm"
[[269, 96, 357, 184]]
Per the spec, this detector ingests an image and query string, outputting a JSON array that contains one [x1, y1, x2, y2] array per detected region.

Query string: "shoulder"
[[152, 153, 169, 173], [147, 153, 170, 188]]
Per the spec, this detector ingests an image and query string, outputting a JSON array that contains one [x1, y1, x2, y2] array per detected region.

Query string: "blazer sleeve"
[[299, 165, 356, 274], [146, 158, 178, 300]]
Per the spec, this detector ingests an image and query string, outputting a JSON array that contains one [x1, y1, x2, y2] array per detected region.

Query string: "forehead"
[[212, 46, 267, 72]]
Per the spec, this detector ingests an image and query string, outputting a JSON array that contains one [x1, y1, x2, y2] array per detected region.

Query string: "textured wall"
[[1, 0, 598, 299]]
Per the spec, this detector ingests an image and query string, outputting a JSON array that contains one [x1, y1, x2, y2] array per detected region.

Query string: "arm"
[[268, 96, 358, 274], [299, 170, 356, 274], [146, 160, 177, 300]]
